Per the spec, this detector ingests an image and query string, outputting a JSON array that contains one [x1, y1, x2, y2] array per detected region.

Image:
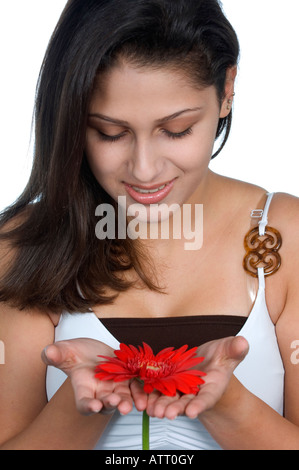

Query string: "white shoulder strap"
[[249, 193, 275, 285], [258, 193, 274, 236]]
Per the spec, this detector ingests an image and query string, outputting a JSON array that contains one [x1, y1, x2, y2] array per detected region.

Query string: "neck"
[[135, 170, 218, 252]]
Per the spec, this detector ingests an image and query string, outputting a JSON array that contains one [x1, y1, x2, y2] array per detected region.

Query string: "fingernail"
[[42, 346, 49, 360], [42, 346, 54, 365]]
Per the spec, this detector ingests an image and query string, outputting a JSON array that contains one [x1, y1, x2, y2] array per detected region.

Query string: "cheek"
[[189, 121, 219, 166], [85, 150, 103, 181], [85, 141, 121, 181], [169, 135, 214, 172], [179, 115, 219, 161]]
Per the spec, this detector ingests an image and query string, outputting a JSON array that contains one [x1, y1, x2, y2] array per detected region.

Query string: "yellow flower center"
[[146, 364, 161, 371]]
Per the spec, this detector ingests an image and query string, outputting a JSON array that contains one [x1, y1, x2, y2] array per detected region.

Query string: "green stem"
[[142, 410, 150, 450]]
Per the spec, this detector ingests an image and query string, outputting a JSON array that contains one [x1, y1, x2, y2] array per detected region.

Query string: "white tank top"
[[46, 193, 284, 450]]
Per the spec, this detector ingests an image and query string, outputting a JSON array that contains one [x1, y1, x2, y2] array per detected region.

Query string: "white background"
[[0, 0, 298, 212]]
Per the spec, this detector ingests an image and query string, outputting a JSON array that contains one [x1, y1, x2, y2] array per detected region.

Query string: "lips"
[[124, 179, 176, 204]]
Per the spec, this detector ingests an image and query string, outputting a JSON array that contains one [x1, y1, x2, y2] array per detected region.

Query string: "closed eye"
[[97, 127, 193, 142], [162, 127, 193, 139], [97, 131, 126, 142]]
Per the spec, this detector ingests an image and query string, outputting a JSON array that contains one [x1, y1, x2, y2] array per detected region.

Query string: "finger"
[[146, 390, 162, 417], [152, 395, 180, 419], [77, 389, 122, 416], [146, 392, 180, 418], [185, 374, 232, 419], [72, 377, 104, 415], [42, 344, 66, 366], [222, 336, 249, 369], [163, 394, 195, 420], [41, 342, 76, 372], [77, 396, 106, 415], [97, 382, 134, 416], [185, 390, 217, 419], [229, 336, 249, 361], [130, 380, 148, 411], [113, 382, 134, 415]]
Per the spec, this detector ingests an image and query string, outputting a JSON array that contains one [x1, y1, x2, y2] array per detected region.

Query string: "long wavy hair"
[[0, 0, 239, 313]]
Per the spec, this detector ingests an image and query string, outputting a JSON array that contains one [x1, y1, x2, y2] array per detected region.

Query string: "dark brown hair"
[[0, 0, 239, 313]]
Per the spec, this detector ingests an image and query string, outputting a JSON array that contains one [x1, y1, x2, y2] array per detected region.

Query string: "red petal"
[[175, 357, 205, 373], [172, 373, 205, 391], [171, 347, 198, 365], [174, 381, 195, 394], [141, 342, 154, 357], [159, 385, 177, 397], [167, 345, 190, 362], [95, 372, 134, 382], [96, 363, 128, 374], [118, 343, 137, 358], [157, 380, 177, 396], [114, 351, 131, 362], [143, 383, 154, 394], [95, 372, 118, 380], [155, 346, 175, 360], [97, 354, 117, 361], [175, 371, 206, 383], [147, 379, 176, 396]]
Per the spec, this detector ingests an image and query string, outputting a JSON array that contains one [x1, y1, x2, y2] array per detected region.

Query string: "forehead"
[[90, 61, 217, 115], [95, 60, 194, 93]]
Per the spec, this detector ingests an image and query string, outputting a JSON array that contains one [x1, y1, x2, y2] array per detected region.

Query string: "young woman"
[[1, 0, 299, 450]]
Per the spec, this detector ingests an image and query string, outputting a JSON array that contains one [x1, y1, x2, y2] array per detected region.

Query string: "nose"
[[129, 138, 163, 183]]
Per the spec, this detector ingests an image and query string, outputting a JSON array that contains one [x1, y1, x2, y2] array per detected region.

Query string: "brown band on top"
[[101, 315, 247, 353]]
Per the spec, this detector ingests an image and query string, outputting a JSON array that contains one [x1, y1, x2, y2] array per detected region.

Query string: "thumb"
[[225, 336, 249, 367], [41, 342, 76, 371]]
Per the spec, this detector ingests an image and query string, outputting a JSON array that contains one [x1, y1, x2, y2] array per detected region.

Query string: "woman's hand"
[[42, 336, 248, 420], [145, 336, 249, 420], [42, 338, 147, 416]]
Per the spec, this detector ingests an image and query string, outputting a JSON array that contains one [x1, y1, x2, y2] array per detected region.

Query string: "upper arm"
[[276, 292, 299, 425], [0, 303, 55, 446], [274, 193, 299, 425], [0, 218, 58, 446]]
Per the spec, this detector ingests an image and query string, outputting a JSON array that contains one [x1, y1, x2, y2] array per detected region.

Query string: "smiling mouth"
[[126, 178, 175, 191], [129, 183, 168, 194], [124, 179, 176, 204]]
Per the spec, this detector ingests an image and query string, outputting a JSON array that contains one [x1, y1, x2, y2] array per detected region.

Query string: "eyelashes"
[[97, 127, 193, 142], [97, 131, 126, 143], [161, 127, 193, 140]]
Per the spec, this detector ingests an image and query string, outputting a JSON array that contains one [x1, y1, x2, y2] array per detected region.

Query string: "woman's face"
[[85, 61, 231, 222]]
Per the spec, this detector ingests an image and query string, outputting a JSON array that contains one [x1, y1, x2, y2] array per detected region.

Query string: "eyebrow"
[[88, 107, 202, 126]]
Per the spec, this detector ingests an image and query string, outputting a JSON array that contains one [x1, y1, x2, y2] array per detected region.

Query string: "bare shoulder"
[[270, 192, 299, 225], [270, 193, 299, 268], [211, 171, 267, 196], [220, 177, 299, 224], [0, 303, 55, 351], [264, 192, 299, 295], [211, 173, 268, 216]]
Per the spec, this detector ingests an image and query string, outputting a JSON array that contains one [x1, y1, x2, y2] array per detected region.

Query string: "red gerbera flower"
[[95, 342, 206, 397]]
